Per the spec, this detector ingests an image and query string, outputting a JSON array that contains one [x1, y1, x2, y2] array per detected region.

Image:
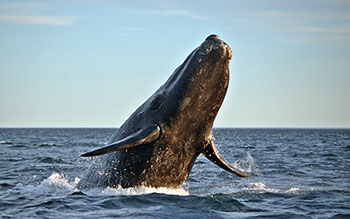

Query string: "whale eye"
[[150, 94, 164, 111]]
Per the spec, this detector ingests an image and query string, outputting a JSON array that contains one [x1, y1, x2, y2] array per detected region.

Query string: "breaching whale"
[[78, 35, 250, 189]]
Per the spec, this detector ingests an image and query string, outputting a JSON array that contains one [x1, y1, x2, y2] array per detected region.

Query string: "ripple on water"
[[35, 157, 68, 164]]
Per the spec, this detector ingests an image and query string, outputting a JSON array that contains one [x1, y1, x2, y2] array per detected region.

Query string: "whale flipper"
[[81, 124, 161, 157], [202, 140, 250, 178]]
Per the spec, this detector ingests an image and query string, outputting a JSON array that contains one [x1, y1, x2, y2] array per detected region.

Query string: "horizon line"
[[0, 126, 349, 129]]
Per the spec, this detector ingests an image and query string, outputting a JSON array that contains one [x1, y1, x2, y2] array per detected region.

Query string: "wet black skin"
[[78, 35, 249, 189]]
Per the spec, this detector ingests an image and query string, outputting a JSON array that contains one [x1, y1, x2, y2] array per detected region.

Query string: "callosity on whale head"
[[79, 34, 250, 189]]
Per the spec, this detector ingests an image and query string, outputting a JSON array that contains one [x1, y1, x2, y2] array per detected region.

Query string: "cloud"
[[278, 23, 350, 49], [0, 15, 74, 25], [284, 25, 350, 35], [243, 9, 350, 49], [129, 8, 208, 20], [0, 3, 38, 13], [94, 27, 151, 37], [0, 2, 74, 26]]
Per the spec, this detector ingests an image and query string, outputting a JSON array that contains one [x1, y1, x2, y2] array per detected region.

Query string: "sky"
[[0, 0, 349, 128]]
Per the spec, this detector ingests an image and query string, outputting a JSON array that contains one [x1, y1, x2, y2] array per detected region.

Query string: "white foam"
[[40, 173, 80, 191], [86, 186, 189, 196], [285, 187, 302, 194], [243, 182, 280, 193], [0, 140, 12, 144], [14, 173, 80, 195], [242, 182, 302, 194], [14, 172, 188, 196]]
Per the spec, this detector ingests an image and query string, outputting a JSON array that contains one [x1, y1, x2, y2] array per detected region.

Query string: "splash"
[[40, 173, 80, 191], [86, 186, 189, 196], [232, 152, 254, 175], [14, 173, 188, 196], [13, 173, 80, 195]]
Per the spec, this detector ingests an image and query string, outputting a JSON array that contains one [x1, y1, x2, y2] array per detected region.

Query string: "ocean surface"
[[0, 128, 349, 218]]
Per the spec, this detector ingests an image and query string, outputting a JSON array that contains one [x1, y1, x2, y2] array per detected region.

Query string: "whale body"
[[78, 35, 250, 189]]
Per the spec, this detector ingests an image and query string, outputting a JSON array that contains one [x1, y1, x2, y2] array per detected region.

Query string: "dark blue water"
[[0, 128, 349, 218]]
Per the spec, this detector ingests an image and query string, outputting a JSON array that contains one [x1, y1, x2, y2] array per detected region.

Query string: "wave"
[[242, 182, 303, 194], [0, 140, 13, 144], [87, 186, 189, 196], [38, 142, 56, 147], [14, 173, 329, 198], [41, 172, 80, 190], [14, 173, 188, 197], [14, 173, 80, 195]]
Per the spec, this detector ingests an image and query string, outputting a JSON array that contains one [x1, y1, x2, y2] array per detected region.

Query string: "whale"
[[78, 34, 250, 189]]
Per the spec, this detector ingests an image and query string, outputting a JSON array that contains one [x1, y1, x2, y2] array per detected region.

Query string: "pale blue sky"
[[0, 0, 349, 128]]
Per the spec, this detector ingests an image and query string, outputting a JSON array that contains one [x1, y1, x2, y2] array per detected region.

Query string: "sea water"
[[0, 128, 349, 218]]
